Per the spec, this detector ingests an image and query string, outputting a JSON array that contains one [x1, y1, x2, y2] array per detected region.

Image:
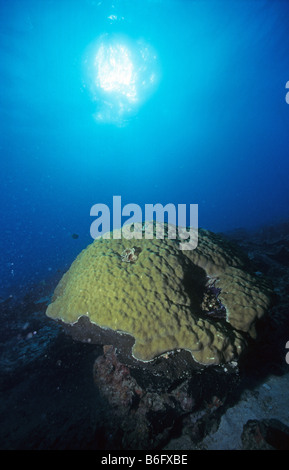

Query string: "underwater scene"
[[1, 0, 289, 453]]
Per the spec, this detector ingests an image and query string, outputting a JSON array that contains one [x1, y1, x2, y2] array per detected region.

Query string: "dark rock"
[[241, 419, 289, 450], [91, 344, 240, 449], [268, 246, 289, 265], [61, 315, 206, 392]]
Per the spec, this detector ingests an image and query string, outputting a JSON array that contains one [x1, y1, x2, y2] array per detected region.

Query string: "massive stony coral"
[[46, 224, 272, 366]]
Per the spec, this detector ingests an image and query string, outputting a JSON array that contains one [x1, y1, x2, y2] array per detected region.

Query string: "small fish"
[[71, 233, 79, 239]]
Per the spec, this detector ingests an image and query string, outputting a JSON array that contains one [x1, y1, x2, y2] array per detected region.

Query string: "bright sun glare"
[[95, 44, 137, 101], [83, 35, 160, 124]]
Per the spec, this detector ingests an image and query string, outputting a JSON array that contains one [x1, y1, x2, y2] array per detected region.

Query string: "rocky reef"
[[42, 223, 273, 449], [2, 221, 289, 450], [46, 223, 272, 367]]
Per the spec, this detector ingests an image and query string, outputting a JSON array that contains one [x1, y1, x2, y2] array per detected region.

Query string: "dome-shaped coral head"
[[46, 225, 273, 367], [121, 247, 141, 263]]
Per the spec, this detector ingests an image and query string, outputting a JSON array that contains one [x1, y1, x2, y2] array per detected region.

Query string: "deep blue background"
[[1, 0, 289, 296]]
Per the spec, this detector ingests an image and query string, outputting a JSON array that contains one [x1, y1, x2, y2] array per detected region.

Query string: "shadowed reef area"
[[1, 221, 289, 450]]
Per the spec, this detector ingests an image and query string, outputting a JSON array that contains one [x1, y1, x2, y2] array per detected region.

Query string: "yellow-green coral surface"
[[46, 224, 272, 365]]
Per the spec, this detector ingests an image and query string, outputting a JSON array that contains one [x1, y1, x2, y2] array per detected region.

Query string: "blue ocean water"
[[1, 0, 289, 297]]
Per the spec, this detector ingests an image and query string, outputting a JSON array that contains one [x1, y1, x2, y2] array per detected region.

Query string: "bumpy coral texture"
[[46, 224, 272, 365]]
